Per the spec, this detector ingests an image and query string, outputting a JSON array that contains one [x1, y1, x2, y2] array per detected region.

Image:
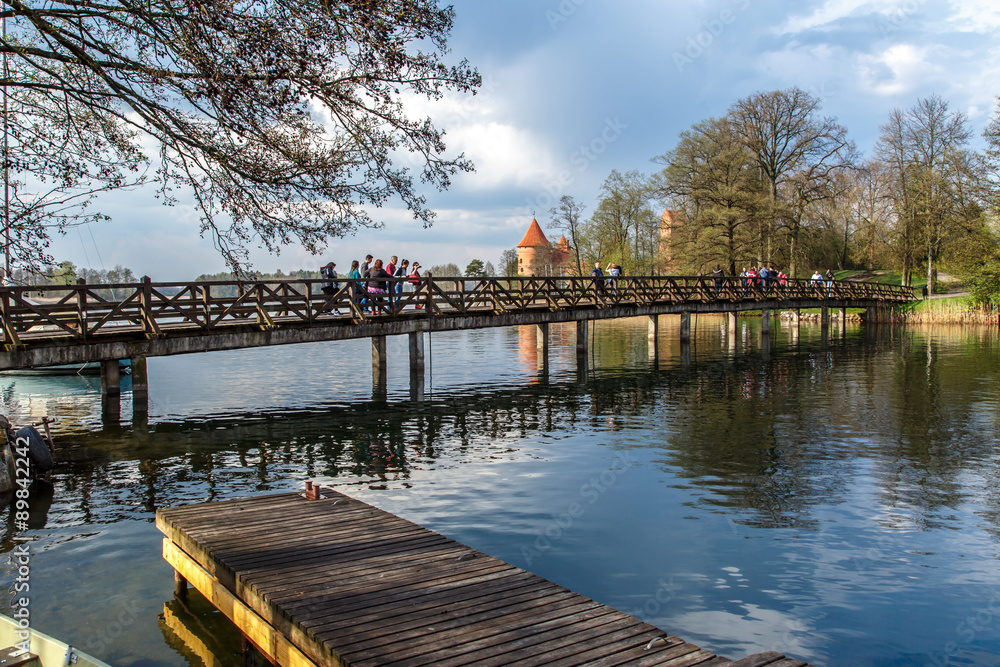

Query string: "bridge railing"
[[0, 275, 915, 345]]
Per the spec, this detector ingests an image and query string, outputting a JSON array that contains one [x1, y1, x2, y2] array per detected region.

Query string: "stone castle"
[[515, 209, 683, 276]]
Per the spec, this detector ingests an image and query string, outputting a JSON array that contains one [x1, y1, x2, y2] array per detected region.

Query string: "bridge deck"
[[1, 275, 913, 369], [157, 489, 811, 667]]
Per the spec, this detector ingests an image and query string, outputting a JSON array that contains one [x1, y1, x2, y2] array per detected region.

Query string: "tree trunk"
[[789, 232, 797, 279]]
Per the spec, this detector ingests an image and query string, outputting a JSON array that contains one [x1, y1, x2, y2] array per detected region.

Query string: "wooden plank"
[[539, 635, 686, 667], [280, 561, 521, 618], [336, 592, 596, 660], [306, 576, 554, 636], [317, 585, 575, 646], [418, 615, 650, 667], [726, 653, 789, 667], [348, 600, 615, 665]]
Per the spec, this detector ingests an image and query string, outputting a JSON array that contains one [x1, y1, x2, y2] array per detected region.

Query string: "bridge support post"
[[372, 335, 387, 387], [576, 320, 588, 355], [821, 306, 830, 331], [101, 359, 121, 425], [101, 359, 121, 397], [679, 312, 690, 342], [408, 332, 425, 373], [761, 309, 770, 335], [131, 355, 148, 421], [791, 309, 800, 327], [409, 332, 425, 401], [536, 322, 549, 357], [409, 370, 424, 402], [726, 311, 737, 337]]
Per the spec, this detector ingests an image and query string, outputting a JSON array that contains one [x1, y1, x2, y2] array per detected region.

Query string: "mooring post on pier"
[[576, 319, 588, 356], [761, 308, 770, 335], [679, 312, 691, 342]]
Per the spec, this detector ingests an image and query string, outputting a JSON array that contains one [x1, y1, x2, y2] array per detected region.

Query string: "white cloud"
[[857, 43, 935, 96], [450, 122, 558, 190], [778, 0, 876, 34], [946, 0, 1000, 32]]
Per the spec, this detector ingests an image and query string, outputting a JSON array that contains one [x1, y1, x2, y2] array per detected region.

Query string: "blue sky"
[[49, 0, 1000, 279]]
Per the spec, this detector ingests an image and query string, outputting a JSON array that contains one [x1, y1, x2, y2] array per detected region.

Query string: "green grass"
[[905, 294, 975, 313]]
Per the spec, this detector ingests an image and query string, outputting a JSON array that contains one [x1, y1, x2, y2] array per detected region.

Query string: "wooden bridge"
[[0, 274, 913, 418]]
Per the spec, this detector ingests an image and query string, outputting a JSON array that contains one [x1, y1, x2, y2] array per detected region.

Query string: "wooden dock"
[[156, 486, 812, 667]]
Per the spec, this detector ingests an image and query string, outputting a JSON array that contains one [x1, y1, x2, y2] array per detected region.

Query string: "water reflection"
[[18, 324, 1000, 541], [0, 319, 998, 666]]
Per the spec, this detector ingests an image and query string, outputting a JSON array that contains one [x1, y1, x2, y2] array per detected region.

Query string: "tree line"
[[501, 87, 1000, 303]]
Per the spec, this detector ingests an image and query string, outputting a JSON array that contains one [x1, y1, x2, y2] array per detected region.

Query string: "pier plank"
[[157, 491, 813, 667]]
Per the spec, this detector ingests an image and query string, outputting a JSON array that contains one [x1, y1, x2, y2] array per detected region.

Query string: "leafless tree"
[[876, 95, 975, 291], [548, 195, 585, 276], [729, 87, 856, 270], [0, 0, 480, 272]]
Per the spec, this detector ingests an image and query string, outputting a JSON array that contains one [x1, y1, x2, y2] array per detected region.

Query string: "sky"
[[47, 0, 1000, 280]]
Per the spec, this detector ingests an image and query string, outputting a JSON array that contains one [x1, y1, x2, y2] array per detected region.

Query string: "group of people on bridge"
[[319, 255, 426, 314]]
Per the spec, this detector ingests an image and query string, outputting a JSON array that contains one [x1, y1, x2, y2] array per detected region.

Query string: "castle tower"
[[517, 218, 551, 276], [659, 209, 684, 273]]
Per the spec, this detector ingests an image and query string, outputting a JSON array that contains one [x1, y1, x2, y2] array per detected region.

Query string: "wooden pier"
[[156, 486, 811, 666]]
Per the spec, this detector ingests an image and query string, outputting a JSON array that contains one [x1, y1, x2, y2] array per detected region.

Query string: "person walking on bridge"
[[712, 265, 724, 295], [367, 259, 391, 314], [591, 262, 605, 298], [811, 270, 824, 297]]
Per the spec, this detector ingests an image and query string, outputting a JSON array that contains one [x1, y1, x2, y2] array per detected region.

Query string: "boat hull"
[[0, 615, 110, 667]]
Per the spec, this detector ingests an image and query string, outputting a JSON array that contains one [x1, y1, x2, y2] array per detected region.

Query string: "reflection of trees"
[[4, 324, 1000, 546]]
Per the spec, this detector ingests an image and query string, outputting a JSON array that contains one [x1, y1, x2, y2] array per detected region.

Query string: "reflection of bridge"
[[0, 275, 913, 417]]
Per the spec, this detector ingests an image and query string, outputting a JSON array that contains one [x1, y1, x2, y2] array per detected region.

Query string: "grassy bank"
[[897, 295, 998, 324]]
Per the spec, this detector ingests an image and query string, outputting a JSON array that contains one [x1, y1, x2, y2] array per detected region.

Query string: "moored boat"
[[0, 416, 55, 496], [0, 359, 131, 376], [0, 614, 111, 667]]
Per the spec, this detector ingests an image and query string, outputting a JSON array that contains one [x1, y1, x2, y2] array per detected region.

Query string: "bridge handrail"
[[0, 275, 916, 346]]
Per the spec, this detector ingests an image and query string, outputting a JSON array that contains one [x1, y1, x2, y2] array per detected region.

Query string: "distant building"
[[516, 218, 573, 276]]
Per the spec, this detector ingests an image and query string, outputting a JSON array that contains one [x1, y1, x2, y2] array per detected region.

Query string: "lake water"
[[1, 315, 999, 666]]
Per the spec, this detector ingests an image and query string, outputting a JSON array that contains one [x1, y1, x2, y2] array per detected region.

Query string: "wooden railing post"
[[256, 283, 274, 328], [457, 278, 465, 314], [1, 286, 19, 347], [202, 284, 211, 328], [76, 277, 87, 340], [424, 272, 433, 314], [140, 276, 161, 336]]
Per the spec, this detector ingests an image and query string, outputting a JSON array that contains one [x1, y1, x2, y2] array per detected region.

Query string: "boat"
[[0, 416, 55, 495], [0, 614, 111, 667], [1, 359, 131, 376]]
